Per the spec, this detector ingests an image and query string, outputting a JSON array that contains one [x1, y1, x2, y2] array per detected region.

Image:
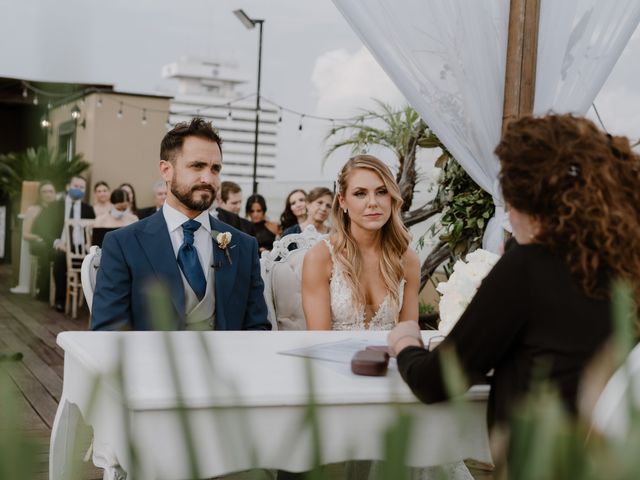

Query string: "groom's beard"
[[171, 174, 216, 212]]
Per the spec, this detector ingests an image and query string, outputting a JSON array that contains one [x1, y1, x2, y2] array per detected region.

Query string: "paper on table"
[[278, 338, 386, 363]]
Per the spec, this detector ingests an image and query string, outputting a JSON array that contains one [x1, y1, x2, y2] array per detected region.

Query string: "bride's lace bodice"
[[323, 239, 404, 331]]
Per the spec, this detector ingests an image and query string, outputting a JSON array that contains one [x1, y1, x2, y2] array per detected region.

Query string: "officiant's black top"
[[397, 243, 612, 428]]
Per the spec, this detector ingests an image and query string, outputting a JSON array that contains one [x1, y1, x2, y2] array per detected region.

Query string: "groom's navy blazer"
[[90, 210, 271, 331]]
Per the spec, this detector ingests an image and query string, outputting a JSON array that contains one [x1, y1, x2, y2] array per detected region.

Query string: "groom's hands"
[[387, 320, 423, 357]]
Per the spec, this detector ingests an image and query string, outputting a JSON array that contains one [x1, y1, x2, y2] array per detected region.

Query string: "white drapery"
[[332, 0, 640, 253]]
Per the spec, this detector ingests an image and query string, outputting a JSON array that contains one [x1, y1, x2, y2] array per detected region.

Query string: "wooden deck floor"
[[0, 264, 101, 479]]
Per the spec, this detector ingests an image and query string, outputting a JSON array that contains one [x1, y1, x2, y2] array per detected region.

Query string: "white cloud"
[[590, 28, 640, 143], [589, 86, 640, 142], [311, 46, 406, 118]]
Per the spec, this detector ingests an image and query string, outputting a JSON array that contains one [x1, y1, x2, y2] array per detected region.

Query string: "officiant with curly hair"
[[388, 114, 640, 433]]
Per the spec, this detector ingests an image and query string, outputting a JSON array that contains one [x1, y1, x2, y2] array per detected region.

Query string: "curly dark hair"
[[496, 113, 640, 308]]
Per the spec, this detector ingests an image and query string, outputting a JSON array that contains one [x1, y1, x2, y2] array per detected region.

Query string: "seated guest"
[[24, 181, 57, 243], [246, 194, 279, 253], [137, 181, 167, 219], [93, 188, 138, 228], [299, 156, 452, 480], [118, 182, 138, 217], [218, 180, 244, 214], [92, 181, 112, 217], [282, 187, 332, 236], [32, 175, 95, 312], [388, 114, 640, 449], [216, 181, 254, 235], [303, 156, 419, 331], [23, 181, 57, 300], [91, 117, 270, 332], [279, 189, 307, 232]]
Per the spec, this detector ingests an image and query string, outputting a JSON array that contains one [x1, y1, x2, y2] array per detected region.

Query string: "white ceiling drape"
[[332, 0, 640, 253]]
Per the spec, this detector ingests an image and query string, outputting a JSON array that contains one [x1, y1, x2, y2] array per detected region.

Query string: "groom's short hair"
[[160, 117, 223, 165]]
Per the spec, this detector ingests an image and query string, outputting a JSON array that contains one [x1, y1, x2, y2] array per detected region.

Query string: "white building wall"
[[163, 58, 278, 184]]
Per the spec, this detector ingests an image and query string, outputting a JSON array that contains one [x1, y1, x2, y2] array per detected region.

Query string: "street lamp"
[[234, 9, 264, 194]]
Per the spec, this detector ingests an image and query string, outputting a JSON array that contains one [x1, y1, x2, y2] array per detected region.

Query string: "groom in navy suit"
[[91, 118, 271, 331]]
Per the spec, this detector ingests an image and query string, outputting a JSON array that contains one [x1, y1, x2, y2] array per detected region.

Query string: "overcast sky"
[[2, 0, 639, 183]]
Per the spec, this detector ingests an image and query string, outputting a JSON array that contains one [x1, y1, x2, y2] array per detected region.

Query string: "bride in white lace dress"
[[301, 155, 473, 480], [302, 155, 419, 331]]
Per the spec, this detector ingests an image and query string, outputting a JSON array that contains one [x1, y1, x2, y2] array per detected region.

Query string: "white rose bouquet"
[[436, 248, 500, 335]]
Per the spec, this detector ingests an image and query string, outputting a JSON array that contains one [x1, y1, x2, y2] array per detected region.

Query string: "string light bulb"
[[32, 95, 39, 106], [298, 114, 305, 131], [40, 115, 50, 129], [278, 108, 283, 123], [22, 87, 28, 98], [97, 96, 103, 107], [227, 103, 232, 119], [70, 105, 81, 120], [117, 102, 123, 119], [141, 109, 147, 125]]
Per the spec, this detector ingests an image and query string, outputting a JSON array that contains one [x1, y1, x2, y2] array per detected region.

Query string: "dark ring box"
[[351, 347, 390, 376]]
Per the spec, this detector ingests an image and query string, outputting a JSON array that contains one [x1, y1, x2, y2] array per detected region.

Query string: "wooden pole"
[[502, 0, 541, 134]]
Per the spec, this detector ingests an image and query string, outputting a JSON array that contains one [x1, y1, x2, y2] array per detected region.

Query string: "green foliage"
[[419, 302, 435, 315], [325, 100, 444, 215], [324, 100, 441, 164], [0, 374, 39, 480], [0, 146, 89, 205], [428, 157, 495, 265], [377, 412, 413, 480]]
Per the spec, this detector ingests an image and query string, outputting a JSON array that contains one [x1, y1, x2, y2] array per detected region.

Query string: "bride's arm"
[[302, 242, 333, 330], [398, 248, 420, 322]]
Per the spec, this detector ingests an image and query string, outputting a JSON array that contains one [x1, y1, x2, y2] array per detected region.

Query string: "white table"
[[50, 331, 491, 479]]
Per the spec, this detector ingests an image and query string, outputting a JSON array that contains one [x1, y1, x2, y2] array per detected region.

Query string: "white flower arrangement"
[[436, 248, 500, 335]]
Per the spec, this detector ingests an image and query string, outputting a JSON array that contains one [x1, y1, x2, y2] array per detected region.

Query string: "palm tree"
[[325, 100, 444, 224], [0, 146, 90, 208]]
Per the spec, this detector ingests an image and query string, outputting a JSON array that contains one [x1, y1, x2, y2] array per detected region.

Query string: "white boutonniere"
[[211, 230, 233, 264]]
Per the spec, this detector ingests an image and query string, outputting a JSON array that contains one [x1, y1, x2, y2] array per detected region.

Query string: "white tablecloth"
[[50, 331, 491, 479]]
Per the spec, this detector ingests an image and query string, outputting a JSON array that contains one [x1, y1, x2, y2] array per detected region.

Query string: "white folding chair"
[[81, 245, 101, 316], [260, 225, 325, 331], [64, 219, 93, 318]]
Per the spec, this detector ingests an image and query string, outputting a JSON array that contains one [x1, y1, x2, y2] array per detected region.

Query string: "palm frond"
[[0, 146, 90, 208]]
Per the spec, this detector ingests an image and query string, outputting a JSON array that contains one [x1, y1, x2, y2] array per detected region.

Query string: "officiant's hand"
[[388, 320, 423, 357]]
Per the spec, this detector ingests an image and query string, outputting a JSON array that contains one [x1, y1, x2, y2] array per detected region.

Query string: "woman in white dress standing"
[[301, 155, 473, 480]]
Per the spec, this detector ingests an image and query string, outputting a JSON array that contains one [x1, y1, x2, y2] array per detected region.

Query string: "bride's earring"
[[343, 208, 347, 214]]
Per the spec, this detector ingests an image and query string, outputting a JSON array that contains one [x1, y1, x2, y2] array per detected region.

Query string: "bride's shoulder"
[[306, 238, 333, 262], [303, 238, 333, 280], [402, 247, 420, 268]]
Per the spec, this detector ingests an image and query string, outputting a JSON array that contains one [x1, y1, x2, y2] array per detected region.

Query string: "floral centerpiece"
[[436, 248, 500, 334]]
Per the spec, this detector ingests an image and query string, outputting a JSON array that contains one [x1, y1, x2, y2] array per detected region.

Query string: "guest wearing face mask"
[[94, 188, 139, 228], [32, 175, 95, 311], [92, 188, 138, 248]]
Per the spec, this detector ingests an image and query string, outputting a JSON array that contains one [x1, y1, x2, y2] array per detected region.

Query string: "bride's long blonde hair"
[[331, 155, 411, 313]]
